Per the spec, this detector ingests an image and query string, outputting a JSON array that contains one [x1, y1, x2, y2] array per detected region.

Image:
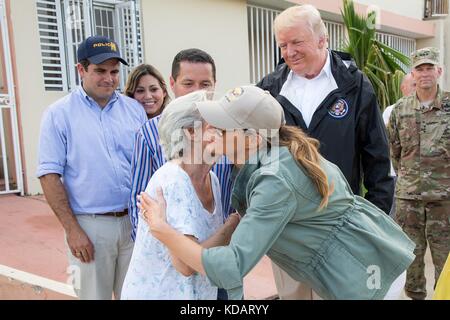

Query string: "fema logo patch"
[[328, 99, 349, 118], [225, 87, 244, 102]]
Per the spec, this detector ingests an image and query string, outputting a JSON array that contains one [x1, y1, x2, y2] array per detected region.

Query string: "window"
[[36, 0, 67, 91], [94, 5, 115, 39], [324, 20, 345, 52], [36, 0, 143, 91], [424, 0, 449, 19], [247, 5, 280, 84]]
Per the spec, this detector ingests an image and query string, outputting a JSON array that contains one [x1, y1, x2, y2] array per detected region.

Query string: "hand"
[[139, 188, 170, 237], [66, 226, 94, 263], [224, 212, 241, 232], [221, 212, 241, 243]]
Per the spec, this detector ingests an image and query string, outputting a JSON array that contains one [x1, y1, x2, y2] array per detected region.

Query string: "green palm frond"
[[341, 0, 411, 109]]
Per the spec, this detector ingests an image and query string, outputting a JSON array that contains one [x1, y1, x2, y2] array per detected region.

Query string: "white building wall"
[[10, 0, 251, 195], [9, 0, 66, 195], [140, 0, 250, 98], [354, 0, 424, 20], [6, 0, 449, 195], [443, 16, 450, 90], [417, 15, 450, 90]]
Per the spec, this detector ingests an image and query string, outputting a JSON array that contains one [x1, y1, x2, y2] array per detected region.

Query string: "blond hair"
[[277, 125, 333, 210], [274, 5, 328, 41]]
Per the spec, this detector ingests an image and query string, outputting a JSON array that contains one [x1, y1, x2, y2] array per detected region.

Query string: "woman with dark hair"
[[125, 64, 170, 119], [139, 85, 416, 300]]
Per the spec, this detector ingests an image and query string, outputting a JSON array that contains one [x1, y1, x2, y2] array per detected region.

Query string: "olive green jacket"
[[202, 146, 415, 300]]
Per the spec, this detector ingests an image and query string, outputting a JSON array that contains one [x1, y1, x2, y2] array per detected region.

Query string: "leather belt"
[[101, 209, 128, 217]]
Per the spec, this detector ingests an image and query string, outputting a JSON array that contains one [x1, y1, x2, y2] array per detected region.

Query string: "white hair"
[[274, 5, 328, 41], [158, 90, 207, 160]]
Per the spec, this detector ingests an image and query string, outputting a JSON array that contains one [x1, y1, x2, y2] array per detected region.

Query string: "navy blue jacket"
[[257, 50, 394, 214]]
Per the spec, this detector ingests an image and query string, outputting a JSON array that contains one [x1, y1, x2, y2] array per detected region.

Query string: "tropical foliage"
[[340, 0, 411, 110]]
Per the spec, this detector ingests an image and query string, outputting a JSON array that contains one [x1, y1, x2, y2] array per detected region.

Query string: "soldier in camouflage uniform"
[[387, 47, 450, 300]]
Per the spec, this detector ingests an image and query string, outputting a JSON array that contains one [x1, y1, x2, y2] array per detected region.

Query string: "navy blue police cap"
[[77, 36, 128, 66]]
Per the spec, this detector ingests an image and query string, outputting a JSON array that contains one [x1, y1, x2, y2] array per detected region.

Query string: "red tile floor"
[[0, 194, 435, 300], [0, 194, 277, 300]]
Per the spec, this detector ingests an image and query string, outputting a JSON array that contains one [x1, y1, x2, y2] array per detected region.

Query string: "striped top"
[[129, 115, 234, 240]]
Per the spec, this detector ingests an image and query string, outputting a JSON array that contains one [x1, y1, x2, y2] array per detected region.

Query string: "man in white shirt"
[[257, 4, 394, 300], [382, 73, 416, 196], [382, 73, 416, 126], [279, 52, 338, 128]]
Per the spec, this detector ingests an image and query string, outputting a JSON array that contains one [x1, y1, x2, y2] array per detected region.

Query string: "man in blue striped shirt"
[[129, 49, 234, 235]]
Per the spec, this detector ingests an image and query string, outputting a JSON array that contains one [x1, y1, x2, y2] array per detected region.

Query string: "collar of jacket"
[[231, 147, 288, 215], [231, 147, 274, 215], [274, 50, 358, 94], [231, 151, 262, 201]]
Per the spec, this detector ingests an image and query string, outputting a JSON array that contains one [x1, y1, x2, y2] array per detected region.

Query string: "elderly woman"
[[121, 91, 239, 300], [140, 86, 416, 300]]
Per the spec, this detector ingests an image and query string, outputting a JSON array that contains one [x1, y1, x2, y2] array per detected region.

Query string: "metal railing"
[[424, 0, 449, 19], [247, 5, 280, 84], [325, 20, 346, 51]]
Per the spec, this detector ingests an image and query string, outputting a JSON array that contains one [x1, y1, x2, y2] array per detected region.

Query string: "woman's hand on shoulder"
[[139, 188, 171, 238]]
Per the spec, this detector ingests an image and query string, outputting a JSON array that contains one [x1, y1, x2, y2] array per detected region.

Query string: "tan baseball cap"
[[195, 86, 285, 138], [411, 47, 440, 69]]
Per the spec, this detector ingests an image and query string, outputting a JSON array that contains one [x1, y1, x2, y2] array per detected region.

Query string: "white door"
[[0, 0, 23, 194]]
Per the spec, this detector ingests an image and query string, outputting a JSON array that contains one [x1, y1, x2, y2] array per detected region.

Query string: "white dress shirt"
[[382, 104, 394, 126], [382, 104, 396, 177], [279, 52, 338, 128]]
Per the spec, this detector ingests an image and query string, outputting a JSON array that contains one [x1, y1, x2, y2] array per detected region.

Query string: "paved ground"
[[0, 194, 435, 300], [0, 194, 276, 300]]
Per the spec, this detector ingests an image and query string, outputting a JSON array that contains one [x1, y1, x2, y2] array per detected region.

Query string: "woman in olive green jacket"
[[139, 86, 415, 300]]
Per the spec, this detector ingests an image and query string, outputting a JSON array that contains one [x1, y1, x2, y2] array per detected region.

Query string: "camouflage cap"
[[411, 47, 440, 69]]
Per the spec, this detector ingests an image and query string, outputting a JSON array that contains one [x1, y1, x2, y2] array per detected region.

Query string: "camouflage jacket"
[[388, 87, 450, 200]]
